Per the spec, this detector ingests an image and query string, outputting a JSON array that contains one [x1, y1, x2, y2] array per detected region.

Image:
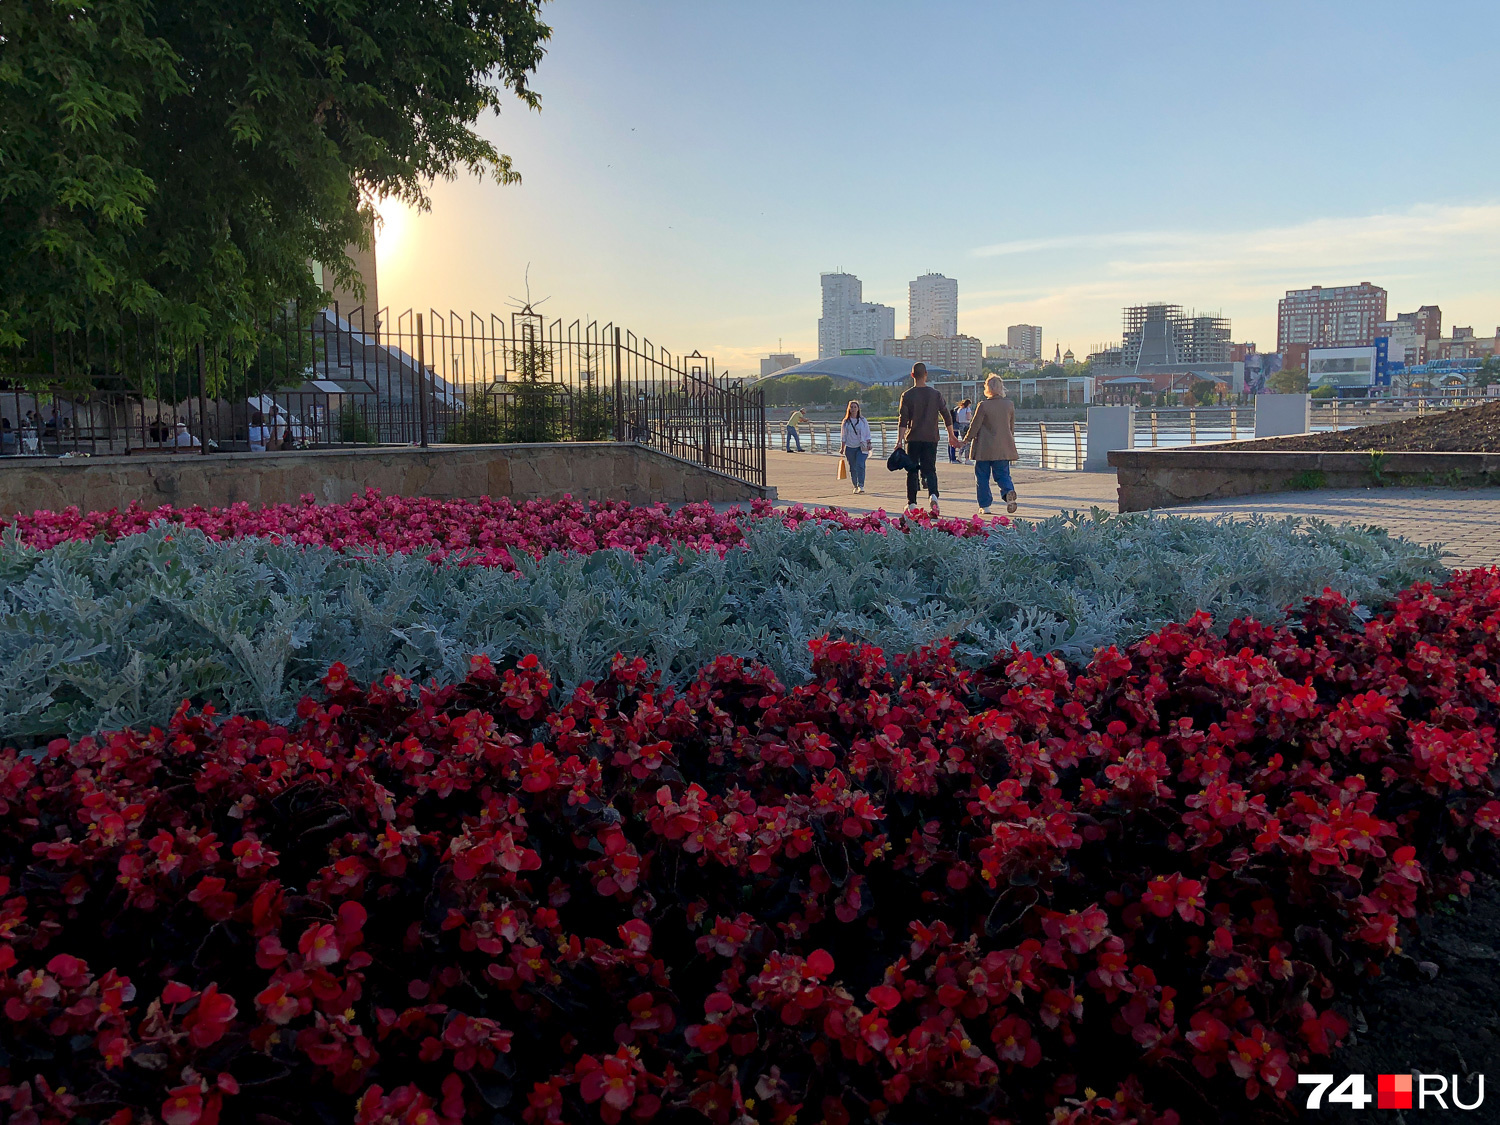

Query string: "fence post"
[[1038, 422, 1048, 468], [1072, 422, 1082, 470], [1189, 408, 1197, 444], [1230, 408, 1237, 440], [415, 314, 429, 448], [196, 341, 209, 456], [613, 327, 624, 441], [1151, 410, 1159, 447]]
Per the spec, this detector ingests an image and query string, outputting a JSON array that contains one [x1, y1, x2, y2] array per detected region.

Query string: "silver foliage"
[[0, 513, 1444, 741]]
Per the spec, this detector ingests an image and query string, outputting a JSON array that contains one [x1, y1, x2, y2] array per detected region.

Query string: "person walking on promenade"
[[950, 397, 973, 463], [960, 374, 1020, 515], [897, 362, 957, 515], [785, 407, 808, 452], [839, 399, 872, 494]]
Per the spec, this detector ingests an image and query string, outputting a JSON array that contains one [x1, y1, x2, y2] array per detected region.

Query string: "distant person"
[[170, 420, 201, 448], [951, 397, 973, 463], [785, 406, 808, 453], [960, 374, 1019, 516], [248, 410, 272, 452], [20, 412, 39, 455], [0, 418, 13, 455], [148, 413, 167, 443], [838, 399, 872, 494], [896, 362, 957, 515]]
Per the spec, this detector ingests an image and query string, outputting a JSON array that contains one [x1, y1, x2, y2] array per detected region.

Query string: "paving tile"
[[765, 450, 1500, 568]]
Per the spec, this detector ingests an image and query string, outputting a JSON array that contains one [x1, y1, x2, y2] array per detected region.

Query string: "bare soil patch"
[[1220, 400, 1500, 453], [1322, 873, 1500, 1124]]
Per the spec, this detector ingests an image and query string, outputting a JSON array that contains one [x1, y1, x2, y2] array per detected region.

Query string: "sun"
[[373, 197, 414, 264]]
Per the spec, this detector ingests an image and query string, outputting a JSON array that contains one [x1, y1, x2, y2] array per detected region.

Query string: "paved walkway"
[[765, 450, 1500, 568]]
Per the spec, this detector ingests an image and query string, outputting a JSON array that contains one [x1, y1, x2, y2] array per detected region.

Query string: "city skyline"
[[375, 0, 1500, 377]]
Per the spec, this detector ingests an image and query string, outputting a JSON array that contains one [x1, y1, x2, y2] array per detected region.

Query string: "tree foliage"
[[0, 0, 550, 346], [1475, 355, 1499, 389], [1267, 366, 1309, 394]]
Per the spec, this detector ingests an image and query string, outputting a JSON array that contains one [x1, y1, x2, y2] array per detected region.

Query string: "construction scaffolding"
[[1121, 303, 1230, 368]]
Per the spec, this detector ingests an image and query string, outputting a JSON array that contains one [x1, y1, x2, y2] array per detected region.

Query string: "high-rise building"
[[1425, 326, 1499, 362], [986, 344, 1027, 361], [759, 353, 802, 377], [818, 273, 896, 358], [1007, 324, 1043, 359], [317, 216, 379, 317], [909, 273, 959, 338], [1376, 305, 1442, 366], [1277, 283, 1388, 366], [881, 334, 984, 379], [1121, 304, 1231, 367]]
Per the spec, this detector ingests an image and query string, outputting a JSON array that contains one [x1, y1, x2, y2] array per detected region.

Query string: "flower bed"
[[1, 570, 1496, 1123], [1, 492, 994, 568], [0, 514, 1441, 741]]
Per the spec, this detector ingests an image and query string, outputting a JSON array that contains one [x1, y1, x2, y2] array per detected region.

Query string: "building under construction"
[[1120, 303, 1231, 368]]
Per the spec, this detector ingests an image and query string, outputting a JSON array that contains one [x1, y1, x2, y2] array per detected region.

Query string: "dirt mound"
[[1221, 399, 1500, 453], [1324, 874, 1500, 1123]]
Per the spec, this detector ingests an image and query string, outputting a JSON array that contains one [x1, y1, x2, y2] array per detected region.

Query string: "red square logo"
[[1378, 1074, 1413, 1110]]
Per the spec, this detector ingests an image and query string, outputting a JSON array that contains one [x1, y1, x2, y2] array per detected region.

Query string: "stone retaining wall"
[[0, 443, 773, 516], [1109, 446, 1500, 511]]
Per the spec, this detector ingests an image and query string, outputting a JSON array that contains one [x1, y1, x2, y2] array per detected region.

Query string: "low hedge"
[[1, 570, 1497, 1123]]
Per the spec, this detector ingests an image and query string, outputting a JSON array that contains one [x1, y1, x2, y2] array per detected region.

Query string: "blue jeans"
[[974, 460, 1015, 510], [949, 427, 966, 462], [785, 425, 803, 452], [844, 448, 867, 488]]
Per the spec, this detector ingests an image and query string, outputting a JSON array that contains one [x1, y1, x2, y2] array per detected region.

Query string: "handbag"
[[886, 446, 917, 472], [837, 457, 848, 481]]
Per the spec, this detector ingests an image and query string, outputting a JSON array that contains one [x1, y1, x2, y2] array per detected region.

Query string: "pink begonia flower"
[[5, 490, 1010, 567]]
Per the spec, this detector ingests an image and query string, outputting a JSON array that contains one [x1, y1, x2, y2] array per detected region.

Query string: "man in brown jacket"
[[896, 363, 957, 514], [959, 374, 1019, 514]]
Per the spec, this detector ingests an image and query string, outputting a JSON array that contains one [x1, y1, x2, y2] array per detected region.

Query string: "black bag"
[[886, 446, 917, 472]]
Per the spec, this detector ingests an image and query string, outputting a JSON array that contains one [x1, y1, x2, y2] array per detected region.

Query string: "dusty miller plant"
[[0, 512, 1443, 742]]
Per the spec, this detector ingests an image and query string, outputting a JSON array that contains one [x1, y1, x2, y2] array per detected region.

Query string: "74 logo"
[[1299, 1075, 1372, 1110]]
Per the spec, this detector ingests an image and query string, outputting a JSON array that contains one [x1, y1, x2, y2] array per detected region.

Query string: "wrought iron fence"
[[0, 303, 767, 488]]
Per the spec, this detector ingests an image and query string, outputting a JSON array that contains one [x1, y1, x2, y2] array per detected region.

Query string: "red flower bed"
[[1, 571, 1498, 1124], [2, 492, 1001, 568]]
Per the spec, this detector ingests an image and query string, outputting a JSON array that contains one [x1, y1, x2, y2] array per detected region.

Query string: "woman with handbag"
[[838, 400, 872, 494]]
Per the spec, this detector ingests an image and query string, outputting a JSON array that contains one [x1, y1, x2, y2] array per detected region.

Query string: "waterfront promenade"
[[764, 450, 1500, 568]]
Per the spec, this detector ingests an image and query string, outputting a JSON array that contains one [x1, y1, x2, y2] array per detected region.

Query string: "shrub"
[[1, 571, 1497, 1123], [0, 508, 1442, 740], [335, 405, 378, 445]]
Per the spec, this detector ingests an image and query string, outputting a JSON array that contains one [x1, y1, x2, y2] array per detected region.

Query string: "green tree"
[[1475, 355, 1500, 389], [0, 0, 550, 347], [1267, 366, 1309, 394]]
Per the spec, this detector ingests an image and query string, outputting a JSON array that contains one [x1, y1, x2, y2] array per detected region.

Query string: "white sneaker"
[[979, 507, 992, 516], [928, 496, 941, 516]]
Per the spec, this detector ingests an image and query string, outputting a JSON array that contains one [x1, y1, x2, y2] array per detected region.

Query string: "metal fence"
[[779, 418, 1088, 471], [777, 393, 1494, 473], [0, 304, 767, 488]]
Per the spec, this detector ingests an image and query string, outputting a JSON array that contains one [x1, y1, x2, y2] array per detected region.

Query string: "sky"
[[376, 0, 1500, 377]]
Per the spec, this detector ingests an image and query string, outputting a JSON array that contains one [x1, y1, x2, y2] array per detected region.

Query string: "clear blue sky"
[[378, 0, 1500, 375]]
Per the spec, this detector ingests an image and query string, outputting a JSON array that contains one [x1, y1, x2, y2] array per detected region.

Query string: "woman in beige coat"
[[960, 374, 1019, 514]]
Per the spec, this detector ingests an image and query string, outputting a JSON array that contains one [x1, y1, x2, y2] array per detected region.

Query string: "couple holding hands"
[[838, 362, 1018, 517]]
